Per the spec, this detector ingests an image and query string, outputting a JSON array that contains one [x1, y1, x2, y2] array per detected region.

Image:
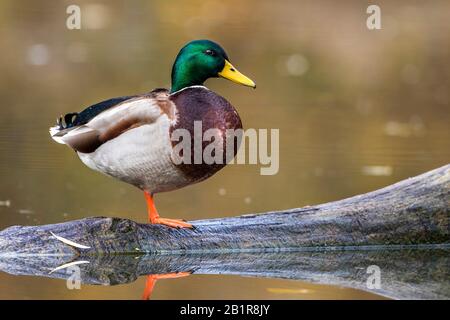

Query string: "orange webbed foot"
[[144, 191, 193, 229], [152, 217, 193, 229]]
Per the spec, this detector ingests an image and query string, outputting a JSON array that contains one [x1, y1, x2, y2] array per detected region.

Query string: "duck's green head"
[[170, 39, 256, 93]]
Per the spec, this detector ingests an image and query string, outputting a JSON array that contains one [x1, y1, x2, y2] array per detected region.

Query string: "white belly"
[[78, 116, 191, 193]]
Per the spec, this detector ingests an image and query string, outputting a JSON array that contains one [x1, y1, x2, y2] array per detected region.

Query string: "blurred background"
[[0, 0, 448, 299]]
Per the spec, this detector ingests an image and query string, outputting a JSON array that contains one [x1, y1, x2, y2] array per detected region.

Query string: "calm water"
[[0, 0, 449, 299]]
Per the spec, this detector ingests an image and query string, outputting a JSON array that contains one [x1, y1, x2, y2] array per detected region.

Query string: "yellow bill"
[[218, 60, 256, 88]]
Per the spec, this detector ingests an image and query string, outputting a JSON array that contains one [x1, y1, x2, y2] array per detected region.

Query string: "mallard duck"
[[50, 39, 255, 229]]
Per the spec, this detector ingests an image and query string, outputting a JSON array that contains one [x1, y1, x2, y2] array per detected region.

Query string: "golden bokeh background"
[[0, 0, 448, 299]]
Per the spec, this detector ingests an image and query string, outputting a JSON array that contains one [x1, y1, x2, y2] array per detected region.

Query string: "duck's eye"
[[205, 49, 216, 56]]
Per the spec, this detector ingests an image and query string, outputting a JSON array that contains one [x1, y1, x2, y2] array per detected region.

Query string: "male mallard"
[[50, 40, 255, 229]]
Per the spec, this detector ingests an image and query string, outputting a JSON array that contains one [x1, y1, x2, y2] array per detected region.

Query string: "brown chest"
[[169, 87, 243, 181]]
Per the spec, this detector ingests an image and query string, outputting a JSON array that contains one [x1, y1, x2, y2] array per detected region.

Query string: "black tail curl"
[[57, 113, 79, 129]]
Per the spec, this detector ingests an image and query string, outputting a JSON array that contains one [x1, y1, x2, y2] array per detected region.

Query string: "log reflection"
[[0, 247, 448, 299]]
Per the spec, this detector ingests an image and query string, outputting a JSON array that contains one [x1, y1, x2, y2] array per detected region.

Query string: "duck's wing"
[[63, 95, 138, 129], [50, 89, 174, 153]]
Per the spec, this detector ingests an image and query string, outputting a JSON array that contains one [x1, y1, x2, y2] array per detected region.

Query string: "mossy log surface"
[[0, 165, 448, 255]]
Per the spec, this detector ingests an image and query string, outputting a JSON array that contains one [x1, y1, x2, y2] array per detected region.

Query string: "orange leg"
[[142, 272, 191, 300], [144, 191, 193, 228]]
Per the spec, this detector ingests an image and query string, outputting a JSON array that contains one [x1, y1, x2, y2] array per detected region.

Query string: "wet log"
[[0, 165, 448, 255]]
